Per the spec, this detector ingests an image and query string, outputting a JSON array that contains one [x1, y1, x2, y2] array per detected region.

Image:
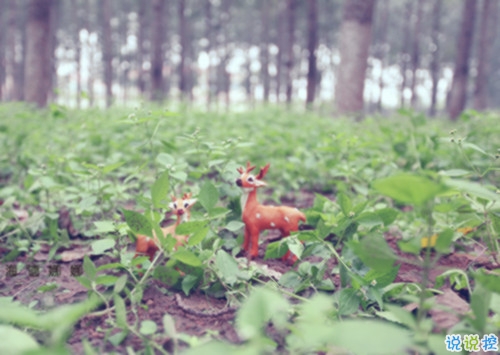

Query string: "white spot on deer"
[[256, 213, 261, 219], [284, 216, 290, 223], [270, 222, 276, 227]]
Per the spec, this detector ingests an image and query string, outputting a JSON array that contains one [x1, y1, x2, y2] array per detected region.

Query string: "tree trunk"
[[275, 2, 285, 102], [101, 0, 113, 107], [150, 0, 165, 102], [205, 0, 213, 108], [473, 0, 497, 110], [305, 0, 318, 108], [285, 0, 295, 104], [260, 0, 270, 103], [410, 0, 423, 109], [429, 0, 442, 116], [447, 0, 476, 120], [399, 0, 412, 108], [335, 0, 376, 117], [375, 0, 389, 111], [137, 0, 148, 96], [24, 0, 53, 108], [0, 0, 5, 100], [72, 0, 82, 108], [178, 0, 187, 100]]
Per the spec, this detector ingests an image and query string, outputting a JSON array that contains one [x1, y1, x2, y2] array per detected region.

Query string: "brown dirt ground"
[[1, 191, 499, 354]]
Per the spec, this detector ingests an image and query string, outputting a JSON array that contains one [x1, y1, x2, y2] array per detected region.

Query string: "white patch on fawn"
[[284, 216, 290, 223], [256, 213, 261, 219], [270, 222, 276, 227], [240, 190, 250, 215]]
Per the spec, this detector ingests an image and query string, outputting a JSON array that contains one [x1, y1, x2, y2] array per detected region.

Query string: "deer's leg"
[[243, 225, 250, 252], [248, 226, 260, 259]]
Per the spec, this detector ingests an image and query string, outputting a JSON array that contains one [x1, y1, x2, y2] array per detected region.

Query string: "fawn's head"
[[169, 193, 196, 218], [236, 161, 270, 189]]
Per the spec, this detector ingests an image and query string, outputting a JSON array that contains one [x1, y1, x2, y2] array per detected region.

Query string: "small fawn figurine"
[[134, 193, 197, 261], [236, 162, 306, 263]]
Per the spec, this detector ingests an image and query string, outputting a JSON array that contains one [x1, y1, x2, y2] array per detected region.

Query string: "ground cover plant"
[[0, 103, 499, 355]]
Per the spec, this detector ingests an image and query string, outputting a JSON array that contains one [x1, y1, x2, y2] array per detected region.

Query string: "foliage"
[[0, 104, 499, 354]]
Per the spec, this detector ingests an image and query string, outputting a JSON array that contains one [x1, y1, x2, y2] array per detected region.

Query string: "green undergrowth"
[[0, 103, 499, 354]]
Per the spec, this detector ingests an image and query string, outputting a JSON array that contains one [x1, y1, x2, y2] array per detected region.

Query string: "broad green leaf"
[[93, 220, 115, 233], [163, 314, 176, 337], [181, 274, 199, 295], [264, 240, 288, 259], [439, 169, 470, 177], [170, 170, 187, 182], [215, 250, 240, 285], [102, 161, 124, 174], [445, 179, 500, 202], [198, 180, 219, 212], [175, 220, 206, 235], [139, 320, 157, 335], [187, 226, 209, 246], [225, 221, 244, 232], [337, 193, 352, 217], [91, 238, 115, 255], [108, 330, 128, 346], [474, 269, 500, 294], [330, 320, 412, 355], [0, 325, 40, 354], [364, 265, 400, 288], [172, 249, 202, 267], [434, 228, 454, 253], [156, 153, 174, 167], [470, 283, 491, 332], [347, 234, 397, 272], [375, 208, 399, 226], [355, 211, 383, 229], [151, 170, 170, 209], [122, 209, 153, 238], [336, 288, 360, 315], [83, 255, 96, 281], [373, 174, 447, 206], [236, 287, 290, 340]]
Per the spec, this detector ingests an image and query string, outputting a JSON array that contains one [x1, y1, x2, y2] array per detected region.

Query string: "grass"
[[0, 102, 499, 354]]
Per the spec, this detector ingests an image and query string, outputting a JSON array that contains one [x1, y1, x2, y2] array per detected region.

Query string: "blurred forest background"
[[0, 0, 498, 120]]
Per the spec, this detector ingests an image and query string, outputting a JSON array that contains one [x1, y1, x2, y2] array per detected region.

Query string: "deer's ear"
[[187, 198, 197, 207], [171, 195, 176, 201], [255, 180, 267, 187], [168, 202, 175, 209], [256, 163, 270, 180]]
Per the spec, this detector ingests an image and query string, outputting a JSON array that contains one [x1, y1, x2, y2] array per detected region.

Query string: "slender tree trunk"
[[285, 0, 295, 104], [375, 0, 389, 111], [150, 0, 165, 102], [306, 0, 318, 108], [72, 0, 82, 108], [335, 0, 376, 117], [101, 0, 113, 107], [260, 0, 270, 103], [47, 0, 58, 103], [0, 0, 5, 100], [473, 0, 497, 110], [84, 0, 94, 106], [429, 0, 442, 116], [275, 2, 285, 102], [24, 0, 53, 107], [178, 0, 187, 100], [447, 0, 477, 120], [410, 0, 423, 108], [205, 0, 212, 108], [399, 0, 412, 108], [137, 0, 147, 96]]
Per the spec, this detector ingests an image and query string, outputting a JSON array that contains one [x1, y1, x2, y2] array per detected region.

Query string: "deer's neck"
[[175, 211, 190, 226], [241, 188, 258, 214]]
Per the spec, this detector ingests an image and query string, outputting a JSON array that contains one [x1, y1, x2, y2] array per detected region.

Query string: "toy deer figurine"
[[236, 162, 306, 263], [135, 193, 197, 261]]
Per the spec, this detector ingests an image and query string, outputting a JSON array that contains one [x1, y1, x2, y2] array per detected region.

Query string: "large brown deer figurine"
[[134, 193, 196, 261], [236, 162, 305, 263]]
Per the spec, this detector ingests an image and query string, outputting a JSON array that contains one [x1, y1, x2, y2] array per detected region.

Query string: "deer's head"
[[236, 161, 270, 189], [169, 193, 196, 217]]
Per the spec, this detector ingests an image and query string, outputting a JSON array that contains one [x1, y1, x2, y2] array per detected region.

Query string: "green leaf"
[[91, 238, 115, 255], [83, 255, 96, 281], [364, 265, 400, 288], [474, 269, 500, 294], [181, 274, 199, 295], [139, 320, 157, 335], [236, 287, 290, 340], [355, 211, 383, 229], [101, 161, 124, 174], [470, 283, 491, 332], [337, 193, 352, 217], [329, 320, 412, 355], [187, 226, 209, 246], [264, 240, 288, 259], [108, 330, 128, 346], [434, 228, 454, 253], [162, 314, 176, 338], [175, 220, 206, 235], [93, 220, 115, 233], [122, 209, 153, 238], [373, 173, 447, 206], [445, 179, 500, 202], [374, 208, 399, 226], [172, 249, 202, 267], [95, 275, 118, 286], [347, 234, 397, 272], [215, 250, 244, 286], [0, 325, 40, 354], [225, 221, 244, 232], [151, 170, 170, 209], [198, 180, 219, 212], [114, 294, 127, 328], [336, 288, 360, 316], [113, 274, 128, 294]]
